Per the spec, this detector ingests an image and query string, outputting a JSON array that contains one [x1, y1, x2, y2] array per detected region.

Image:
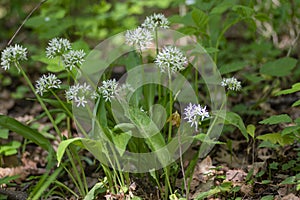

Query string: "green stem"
[[19, 63, 88, 196], [50, 90, 89, 138], [164, 72, 173, 199], [18, 65, 63, 139], [168, 73, 173, 142]]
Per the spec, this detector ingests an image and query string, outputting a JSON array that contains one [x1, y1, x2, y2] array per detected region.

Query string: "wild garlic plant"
[[0, 12, 243, 200], [0, 39, 92, 197]]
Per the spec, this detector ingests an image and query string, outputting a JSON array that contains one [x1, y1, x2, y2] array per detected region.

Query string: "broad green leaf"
[[191, 8, 208, 28], [84, 178, 107, 200], [195, 187, 221, 200], [261, 180, 272, 184], [32, 55, 65, 73], [247, 124, 256, 138], [204, 47, 219, 54], [0, 128, 9, 139], [219, 62, 246, 75], [41, 98, 72, 117], [194, 133, 225, 144], [232, 5, 254, 18], [257, 133, 294, 146], [282, 125, 300, 136], [82, 139, 107, 165], [0, 141, 21, 156], [259, 114, 292, 125], [292, 99, 300, 107], [275, 83, 300, 96], [112, 131, 132, 156], [210, 2, 234, 15], [72, 40, 90, 52], [113, 123, 136, 132], [260, 57, 297, 77], [243, 73, 264, 83], [117, 51, 141, 72], [169, 14, 195, 27], [0, 115, 52, 151], [261, 195, 274, 200], [280, 176, 296, 185], [56, 138, 85, 166], [0, 175, 20, 185], [216, 111, 248, 140]]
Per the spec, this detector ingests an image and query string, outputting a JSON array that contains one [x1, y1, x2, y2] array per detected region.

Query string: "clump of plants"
[[0, 1, 299, 199]]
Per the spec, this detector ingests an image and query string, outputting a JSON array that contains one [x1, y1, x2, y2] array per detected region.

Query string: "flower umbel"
[[141, 13, 169, 30], [125, 27, 153, 51], [221, 77, 242, 91], [1, 44, 27, 71], [155, 46, 188, 76], [99, 79, 119, 102], [46, 38, 72, 58], [62, 50, 86, 70], [66, 83, 93, 107], [184, 103, 209, 131], [35, 73, 62, 96]]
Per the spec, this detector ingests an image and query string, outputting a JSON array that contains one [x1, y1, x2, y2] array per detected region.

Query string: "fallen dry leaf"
[[0, 152, 45, 184], [280, 193, 300, 200]]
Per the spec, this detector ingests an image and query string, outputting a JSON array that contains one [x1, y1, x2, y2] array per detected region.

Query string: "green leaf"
[[282, 125, 300, 136], [259, 114, 292, 125], [216, 111, 248, 140], [261, 180, 271, 184], [0, 128, 9, 139], [41, 98, 72, 117], [275, 83, 300, 96], [261, 195, 274, 200], [195, 187, 221, 200], [260, 57, 297, 77], [232, 5, 254, 18], [281, 176, 296, 185], [292, 99, 300, 107], [112, 131, 132, 156], [0, 141, 21, 156], [84, 178, 107, 200], [247, 124, 256, 138], [57, 137, 106, 166], [0, 175, 20, 185], [194, 133, 225, 144], [191, 8, 208, 28], [210, 2, 234, 15], [219, 62, 246, 74], [257, 133, 294, 146], [32, 55, 65, 73], [56, 138, 85, 166], [204, 47, 219, 54], [0, 115, 52, 151]]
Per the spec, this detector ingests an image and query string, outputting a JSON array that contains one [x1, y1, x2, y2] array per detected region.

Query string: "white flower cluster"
[[141, 13, 170, 30], [184, 103, 209, 131], [221, 77, 242, 91], [46, 37, 86, 71], [35, 73, 62, 96], [46, 38, 71, 58], [125, 13, 169, 51], [62, 50, 86, 70], [125, 27, 153, 51], [66, 83, 94, 107], [154, 46, 188, 75], [0, 44, 27, 71], [99, 79, 119, 102]]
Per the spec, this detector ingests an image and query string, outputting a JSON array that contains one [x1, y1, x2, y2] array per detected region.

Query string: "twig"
[[7, 0, 47, 46], [178, 129, 188, 198]]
